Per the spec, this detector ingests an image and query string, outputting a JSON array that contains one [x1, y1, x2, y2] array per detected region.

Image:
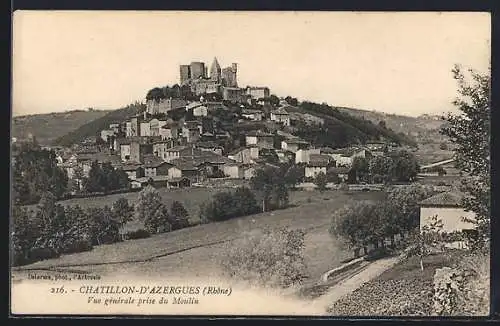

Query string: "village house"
[[129, 138, 155, 163], [246, 86, 270, 99], [75, 151, 122, 177], [245, 130, 274, 149], [295, 148, 321, 164], [305, 154, 334, 178], [159, 121, 180, 140], [270, 107, 291, 126], [196, 141, 224, 156], [146, 98, 187, 115], [152, 139, 176, 161], [328, 147, 370, 167], [241, 109, 263, 121], [276, 150, 296, 164], [168, 159, 200, 182], [182, 125, 201, 143], [228, 146, 259, 164], [149, 118, 168, 137], [100, 129, 115, 143], [281, 138, 309, 153], [121, 163, 145, 180], [143, 155, 173, 177], [419, 191, 477, 249], [223, 163, 244, 179]]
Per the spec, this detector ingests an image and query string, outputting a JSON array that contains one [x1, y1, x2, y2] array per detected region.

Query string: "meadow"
[[15, 189, 385, 287]]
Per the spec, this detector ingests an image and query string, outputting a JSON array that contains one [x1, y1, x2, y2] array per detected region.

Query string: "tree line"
[[330, 183, 435, 258], [11, 187, 191, 266]]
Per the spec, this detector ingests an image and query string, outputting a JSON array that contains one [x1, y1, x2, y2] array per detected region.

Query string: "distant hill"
[[52, 103, 145, 147], [11, 109, 110, 146], [336, 107, 448, 143]]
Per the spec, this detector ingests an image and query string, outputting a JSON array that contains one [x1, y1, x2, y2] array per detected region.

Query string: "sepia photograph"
[[10, 11, 491, 316]]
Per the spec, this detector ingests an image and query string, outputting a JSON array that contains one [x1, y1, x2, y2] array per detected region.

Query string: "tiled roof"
[[284, 138, 308, 144], [76, 152, 121, 164], [143, 155, 170, 168], [330, 147, 364, 157], [308, 154, 332, 167], [170, 158, 198, 171], [320, 147, 336, 154], [122, 163, 143, 171], [419, 191, 465, 207], [246, 130, 274, 137]]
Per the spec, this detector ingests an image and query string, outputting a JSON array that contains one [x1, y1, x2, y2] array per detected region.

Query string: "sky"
[[12, 11, 491, 117]]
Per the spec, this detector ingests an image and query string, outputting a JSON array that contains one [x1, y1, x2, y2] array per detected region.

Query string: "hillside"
[[52, 103, 145, 147], [336, 107, 448, 143], [11, 109, 110, 146]]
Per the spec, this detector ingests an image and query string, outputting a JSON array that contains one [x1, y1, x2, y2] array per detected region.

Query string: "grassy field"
[[414, 143, 455, 166], [14, 190, 385, 287], [54, 186, 233, 225]]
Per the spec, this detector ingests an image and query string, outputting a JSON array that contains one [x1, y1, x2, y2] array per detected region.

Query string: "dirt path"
[[309, 256, 401, 312]]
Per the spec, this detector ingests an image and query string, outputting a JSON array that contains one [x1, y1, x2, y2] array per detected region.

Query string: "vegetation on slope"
[[297, 101, 418, 147], [11, 109, 109, 145], [52, 102, 145, 147]]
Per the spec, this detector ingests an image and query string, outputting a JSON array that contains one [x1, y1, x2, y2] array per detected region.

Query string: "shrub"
[[220, 228, 308, 289], [365, 247, 395, 262], [432, 249, 490, 316], [60, 239, 93, 254], [125, 229, 151, 240]]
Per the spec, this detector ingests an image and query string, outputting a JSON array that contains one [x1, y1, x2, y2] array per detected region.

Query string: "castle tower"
[[210, 57, 221, 82]]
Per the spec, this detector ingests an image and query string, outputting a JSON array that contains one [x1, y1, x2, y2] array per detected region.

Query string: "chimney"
[[232, 63, 237, 72], [143, 111, 147, 120]]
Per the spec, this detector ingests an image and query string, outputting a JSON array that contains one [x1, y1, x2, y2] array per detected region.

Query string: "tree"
[[112, 198, 134, 226], [87, 206, 121, 245], [169, 201, 190, 230], [135, 186, 170, 234], [330, 201, 380, 258], [84, 161, 104, 193], [351, 157, 370, 183], [268, 95, 280, 106], [221, 227, 307, 288], [326, 169, 341, 184], [390, 150, 420, 182], [384, 183, 435, 236], [369, 155, 394, 184], [250, 166, 289, 212], [232, 187, 260, 217], [314, 172, 328, 192], [284, 165, 305, 189], [11, 205, 41, 266], [440, 65, 490, 245]]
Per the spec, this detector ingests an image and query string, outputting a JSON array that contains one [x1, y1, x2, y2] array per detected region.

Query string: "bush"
[[200, 187, 260, 222], [220, 228, 308, 289], [365, 247, 395, 262], [60, 239, 93, 255], [125, 229, 151, 240]]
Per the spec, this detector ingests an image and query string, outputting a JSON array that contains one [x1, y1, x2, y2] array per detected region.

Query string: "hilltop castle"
[[179, 57, 238, 96]]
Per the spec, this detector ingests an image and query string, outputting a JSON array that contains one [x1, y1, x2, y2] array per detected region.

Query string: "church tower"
[[210, 57, 221, 82]]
